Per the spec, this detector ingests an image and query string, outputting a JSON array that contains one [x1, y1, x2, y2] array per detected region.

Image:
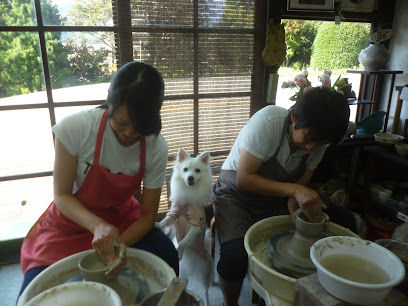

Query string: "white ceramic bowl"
[[374, 132, 404, 148], [25, 281, 122, 306], [395, 143, 408, 157], [310, 236, 405, 305]]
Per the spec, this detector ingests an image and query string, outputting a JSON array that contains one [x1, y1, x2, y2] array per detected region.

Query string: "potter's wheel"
[[18, 248, 177, 306], [244, 215, 360, 303], [266, 211, 328, 279], [67, 267, 149, 304], [267, 230, 316, 278]]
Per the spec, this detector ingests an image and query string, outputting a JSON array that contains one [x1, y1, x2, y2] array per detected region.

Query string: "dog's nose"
[[188, 176, 195, 185]]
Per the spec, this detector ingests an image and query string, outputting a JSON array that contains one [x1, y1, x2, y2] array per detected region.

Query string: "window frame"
[[0, 0, 268, 263]]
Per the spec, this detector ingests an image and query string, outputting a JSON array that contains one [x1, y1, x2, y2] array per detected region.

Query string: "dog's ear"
[[177, 147, 189, 162], [198, 151, 211, 164]]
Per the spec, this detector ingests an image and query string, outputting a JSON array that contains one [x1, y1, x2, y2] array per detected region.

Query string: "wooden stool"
[[210, 216, 216, 258]]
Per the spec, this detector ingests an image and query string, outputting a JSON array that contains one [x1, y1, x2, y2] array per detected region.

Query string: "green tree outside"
[[283, 20, 321, 69], [310, 22, 370, 70], [0, 0, 71, 98]]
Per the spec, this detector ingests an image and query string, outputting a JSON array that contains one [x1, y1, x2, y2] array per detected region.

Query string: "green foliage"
[[66, 42, 113, 84], [0, 0, 71, 98], [283, 20, 320, 69], [66, 0, 115, 53], [310, 22, 370, 70], [68, 0, 112, 26], [220, 0, 254, 29]]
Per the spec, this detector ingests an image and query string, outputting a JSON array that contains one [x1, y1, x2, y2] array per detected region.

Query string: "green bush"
[[310, 22, 370, 70], [284, 20, 321, 69]]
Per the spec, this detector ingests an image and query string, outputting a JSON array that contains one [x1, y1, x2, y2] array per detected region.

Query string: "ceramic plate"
[[25, 281, 122, 306], [66, 268, 149, 304]]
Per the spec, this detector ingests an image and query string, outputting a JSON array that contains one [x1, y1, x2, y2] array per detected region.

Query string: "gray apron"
[[212, 115, 310, 244]]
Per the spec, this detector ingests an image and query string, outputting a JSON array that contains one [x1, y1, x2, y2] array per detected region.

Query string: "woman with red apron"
[[19, 62, 178, 297]]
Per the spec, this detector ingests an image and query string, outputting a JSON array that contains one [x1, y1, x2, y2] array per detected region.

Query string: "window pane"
[[199, 96, 250, 152], [198, 0, 255, 28], [161, 99, 194, 155], [165, 77, 194, 97], [46, 31, 115, 102], [130, 0, 193, 27], [43, 0, 113, 26], [0, 0, 36, 26], [0, 32, 46, 104], [0, 109, 54, 177], [134, 32, 194, 83], [0, 177, 53, 241], [199, 33, 253, 90], [54, 105, 100, 123]]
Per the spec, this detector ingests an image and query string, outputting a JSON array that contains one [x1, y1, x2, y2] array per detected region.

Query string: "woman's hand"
[[92, 222, 120, 266], [293, 184, 323, 209], [106, 242, 127, 279], [292, 185, 327, 222], [287, 197, 300, 222]]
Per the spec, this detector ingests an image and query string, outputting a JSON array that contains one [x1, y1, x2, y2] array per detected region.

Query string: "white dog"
[[158, 147, 214, 306]]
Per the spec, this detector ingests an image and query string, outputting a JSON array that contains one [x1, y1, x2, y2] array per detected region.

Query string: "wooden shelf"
[[364, 145, 408, 167], [347, 69, 403, 75], [346, 70, 404, 130], [347, 99, 376, 106]]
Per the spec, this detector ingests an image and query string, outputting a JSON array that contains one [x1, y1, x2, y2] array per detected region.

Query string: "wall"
[[379, 0, 408, 134]]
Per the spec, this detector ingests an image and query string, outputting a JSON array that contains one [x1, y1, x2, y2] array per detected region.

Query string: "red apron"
[[21, 110, 145, 275]]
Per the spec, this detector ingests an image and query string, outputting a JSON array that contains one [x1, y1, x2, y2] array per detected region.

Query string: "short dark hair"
[[101, 61, 164, 136], [290, 87, 350, 144]]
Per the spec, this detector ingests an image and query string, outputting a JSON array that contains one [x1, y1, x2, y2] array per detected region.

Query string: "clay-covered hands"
[[92, 222, 120, 265], [293, 185, 323, 209], [302, 204, 327, 223], [289, 185, 327, 223], [105, 242, 127, 279]]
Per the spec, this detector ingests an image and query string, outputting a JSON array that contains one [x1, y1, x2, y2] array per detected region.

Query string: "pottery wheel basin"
[[244, 215, 359, 303], [17, 248, 176, 306], [266, 211, 328, 279]]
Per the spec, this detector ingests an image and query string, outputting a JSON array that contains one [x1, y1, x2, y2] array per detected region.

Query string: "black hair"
[[289, 87, 350, 144], [100, 61, 164, 136]]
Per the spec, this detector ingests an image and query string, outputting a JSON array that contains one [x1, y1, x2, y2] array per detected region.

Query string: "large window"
[[0, 0, 266, 245]]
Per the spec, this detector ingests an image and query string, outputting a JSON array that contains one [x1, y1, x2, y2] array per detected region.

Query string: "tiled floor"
[[0, 262, 23, 306]]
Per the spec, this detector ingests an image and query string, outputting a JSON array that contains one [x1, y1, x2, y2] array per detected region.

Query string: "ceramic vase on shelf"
[[358, 42, 390, 71]]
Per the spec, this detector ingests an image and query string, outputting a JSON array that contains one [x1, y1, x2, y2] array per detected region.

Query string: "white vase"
[[358, 43, 390, 71]]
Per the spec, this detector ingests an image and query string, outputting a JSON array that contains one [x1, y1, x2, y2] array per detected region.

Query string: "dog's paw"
[[159, 215, 176, 227], [163, 225, 177, 240]]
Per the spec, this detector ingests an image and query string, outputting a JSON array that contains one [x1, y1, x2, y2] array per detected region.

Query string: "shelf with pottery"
[[348, 29, 403, 126], [362, 145, 408, 229], [346, 69, 403, 126]]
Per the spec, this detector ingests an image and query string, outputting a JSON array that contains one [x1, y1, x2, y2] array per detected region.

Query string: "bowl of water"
[[310, 236, 405, 305]]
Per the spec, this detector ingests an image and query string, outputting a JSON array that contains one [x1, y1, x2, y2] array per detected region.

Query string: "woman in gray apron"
[[212, 87, 351, 306]]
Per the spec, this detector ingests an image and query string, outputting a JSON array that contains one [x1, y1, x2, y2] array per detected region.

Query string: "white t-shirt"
[[52, 108, 168, 193], [222, 105, 326, 175]]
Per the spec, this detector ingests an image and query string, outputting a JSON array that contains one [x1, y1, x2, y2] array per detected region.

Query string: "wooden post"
[[391, 91, 403, 134], [383, 74, 397, 132]]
